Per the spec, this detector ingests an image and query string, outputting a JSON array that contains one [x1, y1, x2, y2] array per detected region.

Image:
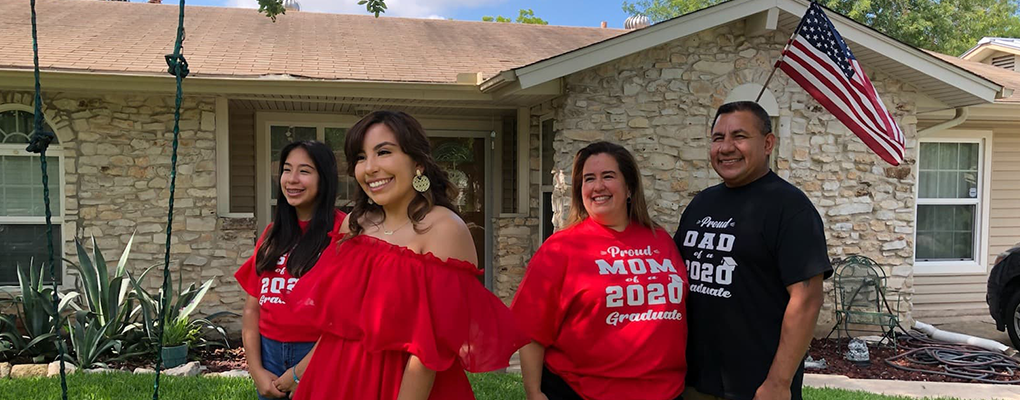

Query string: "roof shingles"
[[0, 0, 624, 84]]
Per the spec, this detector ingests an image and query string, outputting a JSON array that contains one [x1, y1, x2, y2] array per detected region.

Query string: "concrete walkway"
[[805, 374, 1020, 400]]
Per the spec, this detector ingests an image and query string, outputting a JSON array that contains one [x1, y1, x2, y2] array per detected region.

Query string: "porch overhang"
[[0, 68, 563, 108]]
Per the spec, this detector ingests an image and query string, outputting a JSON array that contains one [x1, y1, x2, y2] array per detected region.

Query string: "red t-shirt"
[[234, 209, 345, 343], [511, 218, 689, 400]]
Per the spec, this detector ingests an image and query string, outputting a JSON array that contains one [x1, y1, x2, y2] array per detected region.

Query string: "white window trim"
[[914, 131, 993, 275], [255, 112, 362, 228], [0, 104, 70, 289]]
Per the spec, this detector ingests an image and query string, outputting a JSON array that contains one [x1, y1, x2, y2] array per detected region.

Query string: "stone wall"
[[0, 91, 252, 331], [546, 21, 919, 328]]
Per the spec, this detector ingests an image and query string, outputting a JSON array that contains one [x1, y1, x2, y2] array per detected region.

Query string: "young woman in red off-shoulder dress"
[[285, 110, 529, 400]]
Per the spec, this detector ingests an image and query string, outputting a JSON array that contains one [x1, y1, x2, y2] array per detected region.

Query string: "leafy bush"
[[127, 266, 233, 352]]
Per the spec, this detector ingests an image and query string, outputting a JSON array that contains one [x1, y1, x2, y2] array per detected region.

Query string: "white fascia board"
[[513, 0, 773, 89], [0, 69, 492, 101], [513, 0, 999, 104]]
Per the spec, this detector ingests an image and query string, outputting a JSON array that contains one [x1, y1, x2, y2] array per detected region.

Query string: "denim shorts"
[[257, 336, 315, 400]]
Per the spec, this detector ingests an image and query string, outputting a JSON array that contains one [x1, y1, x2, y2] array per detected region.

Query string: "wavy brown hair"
[[341, 111, 460, 240], [566, 141, 658, 231]]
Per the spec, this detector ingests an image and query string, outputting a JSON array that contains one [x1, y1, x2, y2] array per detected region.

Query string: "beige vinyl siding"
[[229, 107, 256, 213], [990, 129, 1020, 254], [912, 274, 988, 323], [913, 128, 1020, 324]]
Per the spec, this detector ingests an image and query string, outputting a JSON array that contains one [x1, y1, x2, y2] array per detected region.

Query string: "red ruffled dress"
[[287, 234, 529, 400]]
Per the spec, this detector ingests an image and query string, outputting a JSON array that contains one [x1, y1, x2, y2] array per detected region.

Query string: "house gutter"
[[917, 107, 969, 136], [478, 71, 517, 93]]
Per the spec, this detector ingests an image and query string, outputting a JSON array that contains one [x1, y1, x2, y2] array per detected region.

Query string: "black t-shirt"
[[673, 171, 832, 400]]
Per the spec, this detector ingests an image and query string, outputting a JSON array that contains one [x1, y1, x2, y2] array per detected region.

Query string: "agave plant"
[[67, 236, 137, 340], [127, 266, 234, 352], [64, 310, 124, 368], [0, 259, 75, 362], [54, 235, 154, 367]]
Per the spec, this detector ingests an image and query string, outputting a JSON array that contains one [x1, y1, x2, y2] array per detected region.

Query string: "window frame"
[[538, 113, 555, 242], [255, 112, 362, 228], [0, 103, 68, 289], [914, 132, 992, 275]]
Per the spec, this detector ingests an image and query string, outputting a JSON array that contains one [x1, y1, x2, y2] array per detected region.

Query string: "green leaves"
[[482, 9, 548, 25], [127, 266, 233, 352], [256, 0, 286, 22], [258, 0, 388, 21], [621, 0, 723, 23], [66, 310, 124, 369], [10, 260, 67, 359], [621, 0, 1020, 55], [359, 0, 387, 17]]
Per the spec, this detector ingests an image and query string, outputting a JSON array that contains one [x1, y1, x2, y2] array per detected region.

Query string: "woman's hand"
[[252, 368, 287, 398], [273, 368, 298, 393]]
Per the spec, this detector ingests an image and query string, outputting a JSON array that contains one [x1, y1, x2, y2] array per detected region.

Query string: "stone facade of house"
[[0, 91, 252, 331], [491, 20, 920, 329]]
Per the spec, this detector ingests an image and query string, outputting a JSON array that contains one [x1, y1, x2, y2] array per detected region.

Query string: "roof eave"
[[0, 68, 493, 100], [509, 0, 1001, 107], [513, 0, 774, 90]]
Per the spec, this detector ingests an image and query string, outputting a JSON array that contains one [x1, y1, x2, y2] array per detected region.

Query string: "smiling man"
[[673, 101, 832, 400]]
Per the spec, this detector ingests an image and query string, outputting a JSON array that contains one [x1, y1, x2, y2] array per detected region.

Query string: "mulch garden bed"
[[808, 337, 1020, 384], [19, 337, 1020, 385], [102, 346, 247, 373]]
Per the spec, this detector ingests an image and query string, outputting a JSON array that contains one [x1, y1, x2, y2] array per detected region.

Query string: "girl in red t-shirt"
[[233, 140, 345, 399], [286, 111, 528, 400], [511, 141, 689, 400]]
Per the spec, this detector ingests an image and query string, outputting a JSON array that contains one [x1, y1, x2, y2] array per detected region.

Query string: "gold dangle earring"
[[412, 169, 431, 193]]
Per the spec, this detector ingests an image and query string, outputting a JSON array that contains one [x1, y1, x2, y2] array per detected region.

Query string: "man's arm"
[[754, 274, 824, 400]]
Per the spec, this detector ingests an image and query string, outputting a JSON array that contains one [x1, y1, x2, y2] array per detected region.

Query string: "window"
[[500, 116, 517, 213], [0, 107, 63, 286], [540, 117, 555, 242], [916, 141, 981, 263], [267, 124, 358, 217]]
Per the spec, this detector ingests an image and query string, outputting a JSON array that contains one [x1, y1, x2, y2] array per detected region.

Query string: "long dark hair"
[[566, 141, 658, 231], [255, 140, 339, 277], [342, 111, 459, 239]]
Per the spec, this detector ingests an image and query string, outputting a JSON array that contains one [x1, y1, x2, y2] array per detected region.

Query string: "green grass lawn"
[[0, 372, 965, 400]]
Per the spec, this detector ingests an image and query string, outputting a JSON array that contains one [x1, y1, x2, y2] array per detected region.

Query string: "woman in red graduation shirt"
[[234, 141, 345, 399], [512, 141, 689, 400]]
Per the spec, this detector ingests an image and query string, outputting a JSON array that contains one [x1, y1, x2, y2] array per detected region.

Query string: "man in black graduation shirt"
[[674, 101, 832, 400]]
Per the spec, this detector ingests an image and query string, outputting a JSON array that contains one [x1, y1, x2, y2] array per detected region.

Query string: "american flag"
[[778, 2, 905, 166]]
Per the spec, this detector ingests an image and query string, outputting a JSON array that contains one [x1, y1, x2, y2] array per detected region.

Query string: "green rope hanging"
[[27, 2, 188, 399], [153, 0, 190, 398], [25, 0, 67, 399]]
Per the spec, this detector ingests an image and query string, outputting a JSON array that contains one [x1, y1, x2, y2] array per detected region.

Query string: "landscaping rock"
[[207, 369, 249, 378], [164, 361, 201, 377], [134, 367, 156, 374], [0, 362, 10, 379], [84, 368, 127, 374], [10, 364, 48, 379], [47, 361, 77, 377]]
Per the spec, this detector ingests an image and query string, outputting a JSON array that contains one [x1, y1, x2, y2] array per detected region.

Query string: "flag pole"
[[756, 3, 813, 103]]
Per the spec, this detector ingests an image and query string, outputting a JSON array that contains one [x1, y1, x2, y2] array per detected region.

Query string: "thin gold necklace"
[[382, 218, 411, 235]]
